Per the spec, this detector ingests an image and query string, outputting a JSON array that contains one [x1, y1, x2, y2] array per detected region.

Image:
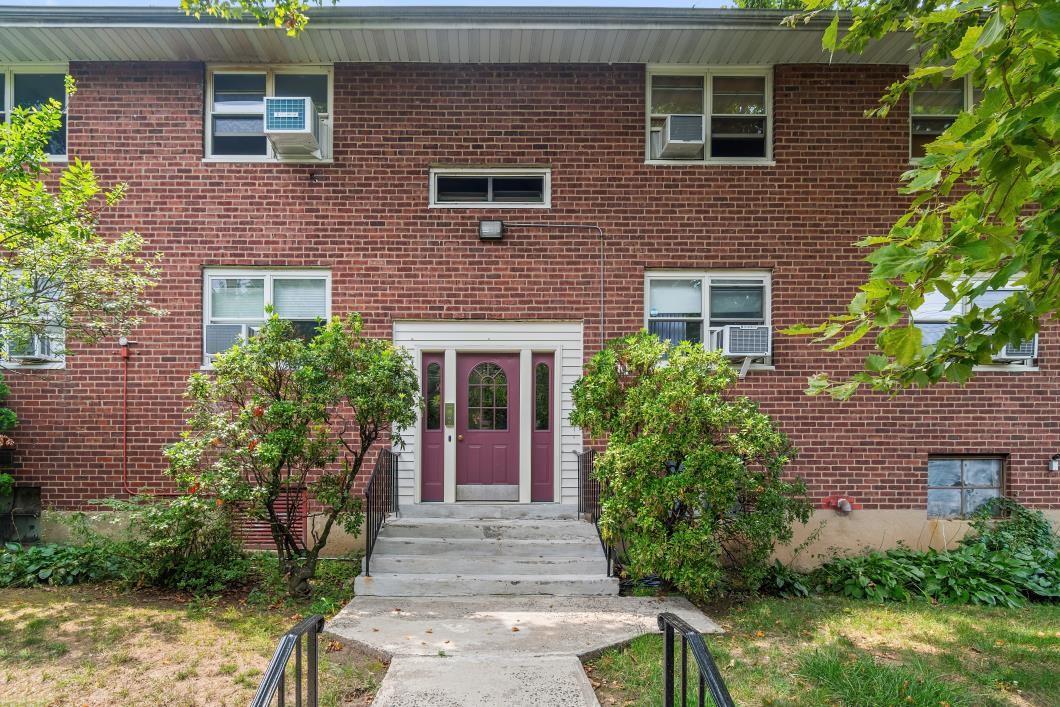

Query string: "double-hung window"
[[647, 69, 771, 163], [1, 274, 65, 368], [206, 66, 331, 160], [910, 76, 975, 160], [1, 67, 67, 158], [203, 269, 330, 365], [645, 271, 771, 361], [927, 457, 1002, 519], [910, 284, 1037, 367]]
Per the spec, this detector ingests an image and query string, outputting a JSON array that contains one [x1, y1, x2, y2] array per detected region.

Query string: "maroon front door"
[[456, 353, 520, 501]]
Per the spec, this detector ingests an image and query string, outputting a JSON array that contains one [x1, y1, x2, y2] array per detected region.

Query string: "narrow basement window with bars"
[[202, 269, 330, 365], [648, 69, 771, 163]]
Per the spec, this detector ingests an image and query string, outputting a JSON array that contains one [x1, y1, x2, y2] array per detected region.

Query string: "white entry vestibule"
[[392, 320, 584, 507]]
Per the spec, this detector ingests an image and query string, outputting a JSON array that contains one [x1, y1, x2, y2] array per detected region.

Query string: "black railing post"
[[663, 621, 675, 707], [251, 615, 326, 707], [658, 613, 735, 707], [364, 448, 400, 580]]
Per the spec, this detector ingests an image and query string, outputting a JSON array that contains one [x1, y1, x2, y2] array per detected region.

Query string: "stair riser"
[[381, 523, 598, 542], [372, 538, 602, 558], [366, 556, 608, 576], [399, 504, 579, 520], [354, 576, 618, 597]]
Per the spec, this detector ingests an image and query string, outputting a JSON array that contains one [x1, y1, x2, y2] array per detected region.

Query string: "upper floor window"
[[910, 76, 975, 160], [645, 271, 772, 362], [1, 68, 67, 158], [927, 457, 1002, 519], [429, 168, 551, 208], [910, 284, 1037, 367], [647, 69, 772, 164], [206, 66, 331, 161], [203, 268, 330, 365]]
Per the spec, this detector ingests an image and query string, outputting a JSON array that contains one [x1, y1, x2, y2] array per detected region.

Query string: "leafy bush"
[[781, 500, 1060, 607], [0, 542, 122, 587], [69, 494, 250, 594], [570, 332, 811, 598]]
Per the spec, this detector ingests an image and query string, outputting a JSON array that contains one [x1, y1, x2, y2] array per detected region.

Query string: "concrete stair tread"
[[399, 503, 579, 520], [355, 572, 619, 597]]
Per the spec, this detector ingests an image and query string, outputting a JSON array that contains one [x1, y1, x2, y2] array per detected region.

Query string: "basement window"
[[429, 168, 551, 208], [927, 457, 1002, 519]]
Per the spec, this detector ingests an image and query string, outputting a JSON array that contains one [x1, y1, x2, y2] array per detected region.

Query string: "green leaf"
[[879, 326, 923, 366], [822, 13, 840, 52]]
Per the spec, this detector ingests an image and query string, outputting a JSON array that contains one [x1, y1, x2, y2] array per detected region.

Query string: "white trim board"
[[392, 319, 584, 508]]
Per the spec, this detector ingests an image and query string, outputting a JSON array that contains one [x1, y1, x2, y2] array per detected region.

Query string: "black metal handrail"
[[576, 448, 614, 577], [250, 614, 326, 707], [658, 612, 735, 707], [363, 448, 399, 578]]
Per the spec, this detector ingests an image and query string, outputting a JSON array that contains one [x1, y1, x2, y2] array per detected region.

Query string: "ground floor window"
[[202, 268, 330, 365], [927, 456, 1003, 519], [645, 270, 771, 361]]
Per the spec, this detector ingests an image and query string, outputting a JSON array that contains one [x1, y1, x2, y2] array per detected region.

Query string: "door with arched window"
[[455, 353, 520, 501]]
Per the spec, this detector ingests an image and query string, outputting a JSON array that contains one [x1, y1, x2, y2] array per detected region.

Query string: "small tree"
[[570, 332, 811, 598], [165, 314, 420, 597]]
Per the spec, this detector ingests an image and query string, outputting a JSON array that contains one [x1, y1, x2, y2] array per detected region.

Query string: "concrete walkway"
[[327, 595, 721, 706]]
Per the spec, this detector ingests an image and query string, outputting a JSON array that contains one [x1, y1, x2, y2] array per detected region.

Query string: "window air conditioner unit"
[[660, 114, 705, 158], [993, 336, 1037, 362], [721, 325, 772, 358], [264, 97, 321, 158]]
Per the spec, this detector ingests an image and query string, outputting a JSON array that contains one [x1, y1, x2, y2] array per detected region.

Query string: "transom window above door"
[[429, 168, 551, 208], [645, 271, 772, 363], [202, 269, 330, 365], [647, 68, 772, 164]]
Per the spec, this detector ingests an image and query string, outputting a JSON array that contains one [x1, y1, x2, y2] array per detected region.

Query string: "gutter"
[[0, 6, 853, 32]]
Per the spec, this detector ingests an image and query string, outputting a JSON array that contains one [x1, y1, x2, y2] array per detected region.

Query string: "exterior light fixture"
[[1050, 454, 1060, 473], [478, 220, 504, 240]]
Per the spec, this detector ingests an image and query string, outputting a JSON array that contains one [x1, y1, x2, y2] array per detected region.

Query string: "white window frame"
[[205, 65, 333, 163], [0, 270, 66, 370], [910, 279, 1037, 371], [428, 167, 552, 209], [645, 66, 773, 166], [909, 75, 974, 163], [644, 270, 773, 367], [202, 268, 332, 367], [0, 63, 70, 162]]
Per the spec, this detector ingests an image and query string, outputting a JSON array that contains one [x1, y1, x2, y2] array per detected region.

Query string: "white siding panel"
[[392, 320, 585, 508]]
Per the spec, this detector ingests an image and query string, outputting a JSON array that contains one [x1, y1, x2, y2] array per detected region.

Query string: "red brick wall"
[[6, 61, 1057, 511]]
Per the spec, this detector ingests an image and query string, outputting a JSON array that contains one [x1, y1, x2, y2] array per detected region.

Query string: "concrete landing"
[[371, 655, 600, 707], [326, 595, 721, 661]]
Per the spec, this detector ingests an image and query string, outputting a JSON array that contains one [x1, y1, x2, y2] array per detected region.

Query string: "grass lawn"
[[0, 558, 384, 707], [585, 596, 1060, 707]]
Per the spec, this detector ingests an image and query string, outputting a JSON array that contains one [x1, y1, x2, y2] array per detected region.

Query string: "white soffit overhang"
[[0, 6, 916, 65]]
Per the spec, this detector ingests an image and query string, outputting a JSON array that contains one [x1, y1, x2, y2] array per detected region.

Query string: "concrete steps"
[[354, 506, 617, 597]]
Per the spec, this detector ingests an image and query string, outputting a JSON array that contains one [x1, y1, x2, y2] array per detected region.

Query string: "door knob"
[[457, 434, 464, 441]]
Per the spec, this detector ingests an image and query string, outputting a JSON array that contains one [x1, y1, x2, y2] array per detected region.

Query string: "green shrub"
[[787, 500, 1060, 607], [0, 542, 122, 587], [570, 331, 811, 598], [70, 494, 250, 594]]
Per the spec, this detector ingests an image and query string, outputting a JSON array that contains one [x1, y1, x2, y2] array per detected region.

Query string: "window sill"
[[45, 155, 68, 164], [972, 364, 1039, 373], [0, 361, 65, 371], [202, 157, 334, 165], [645, 159, 776, 167], [428, 202, 551, 209]]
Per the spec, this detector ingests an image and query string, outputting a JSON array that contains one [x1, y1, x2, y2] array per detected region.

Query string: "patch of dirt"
[[0, 586, 383, 707]]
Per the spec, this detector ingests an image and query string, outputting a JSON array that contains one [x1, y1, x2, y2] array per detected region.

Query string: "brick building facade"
[[0, 7, 1055, 554]]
